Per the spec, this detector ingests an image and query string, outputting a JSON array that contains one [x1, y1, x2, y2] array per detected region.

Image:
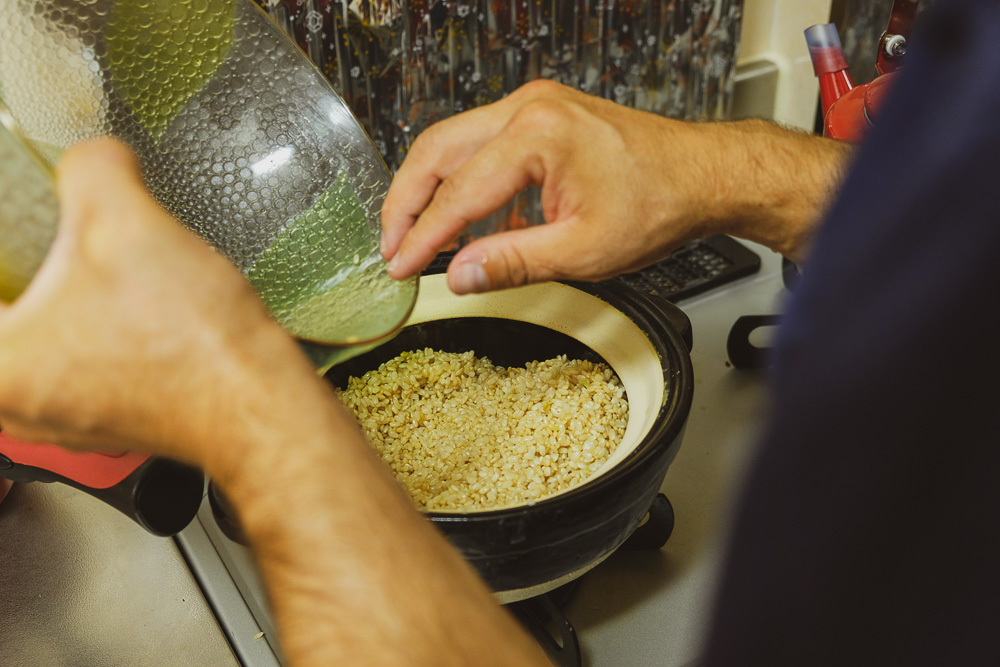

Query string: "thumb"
[[54, 137, 151, 232], [445, 221, 603, 294]]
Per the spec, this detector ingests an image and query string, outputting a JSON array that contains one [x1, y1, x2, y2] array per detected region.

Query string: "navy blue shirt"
[[704, 0, 1000, 663]]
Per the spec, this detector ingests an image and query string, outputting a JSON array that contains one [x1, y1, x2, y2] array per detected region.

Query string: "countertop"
[[0, 242, 788, 666], [561, 244, 786, 666], [0, 481, 238, 666]]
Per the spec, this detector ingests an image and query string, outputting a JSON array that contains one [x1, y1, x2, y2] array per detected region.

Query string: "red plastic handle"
[[0, 432, 149, 489]]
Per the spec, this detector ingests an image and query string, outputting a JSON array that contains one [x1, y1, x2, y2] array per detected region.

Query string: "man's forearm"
[[684, 118, 854, 264], [204, 350, 550, 666], [0, 135, 546, 665]]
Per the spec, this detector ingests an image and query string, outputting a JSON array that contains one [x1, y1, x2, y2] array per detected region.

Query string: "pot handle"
[[0, 431, 204, 536], [508, 594, 581, 667], [208, 481, 248, 544], [621, 493, 675, 550], [640, 293, 693, 352], [727, 314, 781, 369]]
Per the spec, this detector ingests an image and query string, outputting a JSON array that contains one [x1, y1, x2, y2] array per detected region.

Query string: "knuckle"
[[506, 98, 569, 140], [380, 192, 401, 221], [59, 137, 135, 180], [429, 174, 464, 209], [61, 136, 120, 162], [507, 248, 531, 287], [514, 79, 565, 100], [408, 120, 448, 158], [402, 131, 433, 166], [493, 244, 536, 289]]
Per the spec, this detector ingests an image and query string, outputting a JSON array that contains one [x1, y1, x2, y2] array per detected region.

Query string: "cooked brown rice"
[[337, 348, 628, 512]]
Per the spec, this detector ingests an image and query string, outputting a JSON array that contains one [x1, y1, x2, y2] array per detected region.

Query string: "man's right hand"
[[381, 80, 854, 295], [0, 138, 302, 464]]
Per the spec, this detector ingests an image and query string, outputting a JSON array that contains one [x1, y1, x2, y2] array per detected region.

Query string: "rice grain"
[[337, 348, 628, 512]]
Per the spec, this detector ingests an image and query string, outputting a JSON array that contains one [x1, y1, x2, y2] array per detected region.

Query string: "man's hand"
[[0, 138, 550, 667], [0, 137, 300, 464], [382, 80, 853, 294]]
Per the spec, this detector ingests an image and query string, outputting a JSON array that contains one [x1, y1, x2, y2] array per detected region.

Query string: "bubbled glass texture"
[[0, 0, 416, 345], [0, 124, 58, 302]]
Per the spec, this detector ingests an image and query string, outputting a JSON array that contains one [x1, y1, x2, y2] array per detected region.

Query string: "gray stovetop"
[[0, 242, 785, 666]]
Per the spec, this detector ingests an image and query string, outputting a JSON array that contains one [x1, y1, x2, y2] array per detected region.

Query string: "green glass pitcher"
[[0, 0, 416, 363]]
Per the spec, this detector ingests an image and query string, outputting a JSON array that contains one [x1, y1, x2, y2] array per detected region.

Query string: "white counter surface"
[[563, 243, 785, 666], [0, 482, 238, 666]]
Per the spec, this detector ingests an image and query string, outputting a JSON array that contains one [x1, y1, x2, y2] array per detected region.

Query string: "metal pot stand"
[[177, 487, 675, 667], [507, 493, 675, 667]]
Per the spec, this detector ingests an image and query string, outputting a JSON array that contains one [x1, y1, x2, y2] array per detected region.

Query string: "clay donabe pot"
[[325, 270, 694, 603]]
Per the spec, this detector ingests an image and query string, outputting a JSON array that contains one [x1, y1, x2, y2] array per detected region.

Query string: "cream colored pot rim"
[[410, 275, 668, 498]]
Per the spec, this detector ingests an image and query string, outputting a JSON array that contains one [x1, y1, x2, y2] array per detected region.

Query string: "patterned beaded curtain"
[[253, 0, 744, 172]]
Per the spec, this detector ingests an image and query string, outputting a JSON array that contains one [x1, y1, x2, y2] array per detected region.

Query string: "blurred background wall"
[[253, 0, 932, 231]]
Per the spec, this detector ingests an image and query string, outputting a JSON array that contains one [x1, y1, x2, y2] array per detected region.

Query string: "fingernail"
[[380, 234, 388, 258], [386, 253, 400, 275], [451, 259, 489, 294]]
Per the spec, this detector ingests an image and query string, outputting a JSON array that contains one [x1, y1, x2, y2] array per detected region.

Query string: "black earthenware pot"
[[325, 268, 694, 602]]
